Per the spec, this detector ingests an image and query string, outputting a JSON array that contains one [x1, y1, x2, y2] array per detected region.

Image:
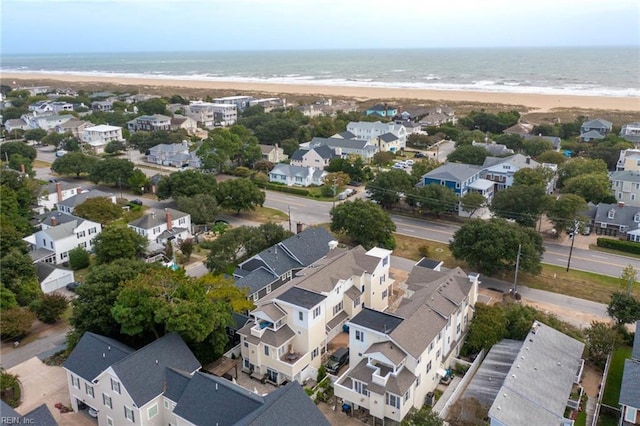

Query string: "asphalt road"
[[0, 326, 68, 369]]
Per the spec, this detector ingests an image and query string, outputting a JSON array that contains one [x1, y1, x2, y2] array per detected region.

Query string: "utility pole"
[[288, 205, 292, 233], [566, 219, 579, 272], [513, 244, 522, 295], [332, 178, 337, 210]]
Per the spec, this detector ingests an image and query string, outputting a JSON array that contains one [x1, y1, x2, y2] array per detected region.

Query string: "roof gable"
[[63, 332, 134, 381]]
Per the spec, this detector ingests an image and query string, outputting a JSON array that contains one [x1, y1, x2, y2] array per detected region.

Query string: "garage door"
[[41, 272, 74, 293]]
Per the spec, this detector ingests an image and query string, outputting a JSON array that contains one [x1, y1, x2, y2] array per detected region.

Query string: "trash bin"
[[425, 392, 435, 407]]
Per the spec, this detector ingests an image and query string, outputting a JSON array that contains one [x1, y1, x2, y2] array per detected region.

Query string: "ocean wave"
[[1, 68, 638, 98]]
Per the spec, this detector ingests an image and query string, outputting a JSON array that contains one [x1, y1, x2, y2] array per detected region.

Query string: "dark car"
[[66, 281, 82, 292], [414, 152, 426, 158], [130, 199, 143, 206], [325, 347, 349, 374]]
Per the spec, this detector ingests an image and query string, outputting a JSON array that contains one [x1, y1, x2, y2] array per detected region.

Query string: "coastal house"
[[50, 101, 74, 113], [18, 86, 51, 96], [268, 164, 327, 187], [365, 103, 398, 117], [212, 95, 254, 111], [334, 265, 479, 425], [38, 181, 83, 211], [28, 100, 54, 114], [590, 203, 640, 239], [259, 144, 288, 163], [55, 118, 92, 139], [4, 118, 30, 133], [127, 114, 172, 132], [233, 227, 335, 302], [170, 115, 198, 133], [421, 163, 495, 200], [127, 207, 191, 245], [238, 245, 393, 386], [125, 93, 160, 104], [616, 149, 640, 172], [580, 118, 612, 142], [91, 100, 114, 112], [23, 211, 102, 265], [461, 322, 584, 426], [306, 137, 378, 161], [471, 141, 515, 157], [22, 113, 74, 131], [182, 101, 238, 127], [523, 133, 562, 151], [419, 107, 457, 126], [611, 170, 640, 207], [36, 262, 75, 293], [146, 141, 200, 168], [249, 97, 287, 112], [481, 154, 557, 194], [346, 121, 408, 152], [619, 321, 640, 425], [82, 125, 125, 154], [289, 146, 337, 168], [621, 122, 640, 145], [503, 122, 534, 135], [56, 190, 116, 215]]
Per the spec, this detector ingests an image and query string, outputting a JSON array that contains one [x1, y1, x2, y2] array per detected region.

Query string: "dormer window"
[[608, 210, 615, 219], [634, 214, 640, 223]]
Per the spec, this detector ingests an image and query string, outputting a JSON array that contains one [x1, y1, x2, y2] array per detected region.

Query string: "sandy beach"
[[2, 72, 640, 113]]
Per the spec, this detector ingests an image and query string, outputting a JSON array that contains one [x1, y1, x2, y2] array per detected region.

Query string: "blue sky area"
[[2, 0, 639, 54]]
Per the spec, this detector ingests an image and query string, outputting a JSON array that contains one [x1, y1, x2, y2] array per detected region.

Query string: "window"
[[147, 403, 158, 419], [243, 340, 249, 348], [103, 393, 112, 409], [71, 375, 80, 389], [380, 274, 386, 285], [311, 347, 319, 360], [386, 393, 400, 409], [107, 417, 114, 426], [266, 284, 272, 294], [313, 306, 321, 319], [111, 378, 120, 394], [298, 311, 303, 321], [437, 332, 441, 342], [81, 241, 87, 248], [164, 399, 170, 409], [353, 297, 360, 307], [355, 330, 364, 342], [436, 349, 441, 359], [457, 323, 461, 333], [61, 252, 68, 260], [426, 361, 432, 373], [76, 230, 86, 238], [416, 374, 421, 387], [354, 381, 369, 396], [88, 227, 97, 235], [124, 406, 135, 422], [632, 194, 636, 201], [404, 390, 410, 403], [333, 302, 343, 315], [264, 345, 270, 356], [429, 342, 434, 352], [618, 193, 623, 200], [625, 407, 637, 423], [382, 289, 388, 299], [382, 256, 389, 266], [85, 383, 94, 398]]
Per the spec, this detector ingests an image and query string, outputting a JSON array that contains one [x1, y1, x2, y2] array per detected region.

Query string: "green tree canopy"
[[93, 225, 148, 264], [409, 158, 440, 185], [536, 150, 567, 165], [460, 192, 487, 218], [175, 194, 219, 224], [545, 194, 587, 235], [136, 98, 168, 115], [157, 170, 218, 200], [406, 184, 458, 217], [557, 158, 608, 187], [74, 197, 123, 224], [562, 173, 616, 204], [585, 321, 620, 367], [522, 137, 553, 158], [450, 218, 544, 275], [447, 144, 488, 165], [607, 292, 640, 325], [51, 152, 99, 177], [366, 170, 414, 208], [330, 199, 396, 249], [491, 184, 549, 227], [216, 178, 265, 214], [0, 141, 37, 162], [89, 158, 135, 186], [23, 128, 47, 142]]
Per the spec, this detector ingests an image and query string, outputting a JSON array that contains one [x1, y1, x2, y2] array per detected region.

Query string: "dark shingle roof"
[[277, 287, 325, 309], [349, 308, 404, 334], [313, 144, 337, 159], [164, 367, 192, 403], [111, 333, 201, 407], [337, 130, 356, 139], [128, 208, 189, 230], [63, 332, 133, 381], [57, 190, 114, 209], [0, 401, 58, 426], [423, 163, 482, 183], [594, 203, 640, 228], [633, 321, 640, 360], [379, 132, 399, 143], [620, 359, 640, 408], [415, 257, 442, 270], [290, 149, 307, 161], [35, 262, 58, 282], [232, 312, 250, 331], [235, 267, 278, 294]]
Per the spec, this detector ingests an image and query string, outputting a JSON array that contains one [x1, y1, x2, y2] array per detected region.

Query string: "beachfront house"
[[616, 149, 640, 172], [346, 121, 408, 152], [127, 114, 172, 132], [180, 101, 238, 127], [621, 122, 640, 145], [580, 118, 612, 142], [419, 107, 457, 126], [91, 100, 114, 112], [365, 103, 398, 117], [212, 95, 253, 111], [81, 125, 125, 154], [268, 164, 327, 187]]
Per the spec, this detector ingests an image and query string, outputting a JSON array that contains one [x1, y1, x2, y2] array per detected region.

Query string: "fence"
[[437, 349, 486, 419], [591, 352, 612, 426]]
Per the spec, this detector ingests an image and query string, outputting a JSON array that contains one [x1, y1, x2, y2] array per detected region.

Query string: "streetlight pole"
[[513, 244, 522, 295], [566, 219, 579, 272]]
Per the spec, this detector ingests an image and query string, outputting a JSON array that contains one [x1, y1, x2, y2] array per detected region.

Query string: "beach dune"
[[2, 72, 639, 113]]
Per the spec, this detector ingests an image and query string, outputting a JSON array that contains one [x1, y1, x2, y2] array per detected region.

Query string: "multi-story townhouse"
[[616, 149, 640, 171], [212, 95, 253, 111], [481, 153, 557, 194], [22, 112, 74, 131], [23, 211, 102, 264], [181, 102, 238, 127], [620, 122, 640, 144], [127, 114, 172, 132], [611, 170, 640, 208], [237, 246, 393, 386], [289, 146, 337, 168], [334, 266, 479, 425], [346, 121, 408, 152], [82, 125, 124, 154], [55, 118, 92, 139]]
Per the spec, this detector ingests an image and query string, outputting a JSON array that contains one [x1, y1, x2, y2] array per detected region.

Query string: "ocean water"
[[1, 47, 638, 97]]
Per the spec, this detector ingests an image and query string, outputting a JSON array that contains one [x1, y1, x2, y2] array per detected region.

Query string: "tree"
[[23, 128, 47, 142], [536, 150, 567, 165], [204, 226, 256, 273], [197, 274, 255, 313], [30, 293, 68, 324], [330, 199, 396, 249], [406, 184, 458, 217], [280, 138, 299, 156], [372, 151, 395, 166], [321, 172, 350, 197], [521, 137, 553, 158], [512, 167, 553, 188], [180, 239, 194, 260], [89, 158, 135, 186], [0, 286, 18, 311], [460, 192, 486, 218], [447, 144, 488, 165], [401, 407, 444, 426], [93, 225, 148, 264], [463, 304, 508, 354], [410, 159, 440, 184], [8, 153, 33, 175], [127, 169, 149, 195], [491, 185, 548, 227], [176, 194, 219, 224], [607, 292, 640, 325], [585, 321, 620, 367], [136, 98, 168, 115], [105, 140, 127, 154], [68, 246, 91, 270], [0, 141, 37, 162], [366, 170, 414, 208], [51, 152, 99, 177], [620, 264, 637, 295], [0, 308, 36, 340], [0, 248, 41, 306], [74, 197, 123, 224], [562, 173, 615, 204], [450, 218, 545, 275], [244, 222, 294, 256], [546, 194, 587, 235], [41, 132, 66, 149], [197, 128, 242, 172], [557, 158, 608, 187], [157, 170, 218, 200], [216, 178, 265, 214]]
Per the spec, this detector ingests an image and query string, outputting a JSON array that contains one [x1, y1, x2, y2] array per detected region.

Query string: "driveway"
[[8, 357, 95, 426]]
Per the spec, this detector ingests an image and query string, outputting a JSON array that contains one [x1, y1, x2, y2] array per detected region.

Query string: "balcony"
[[371, 364, 393, 387], [566, 384, 583, 410]]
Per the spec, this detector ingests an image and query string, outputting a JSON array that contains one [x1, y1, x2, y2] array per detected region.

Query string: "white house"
[[23, 212, 102, 265], [56, 190, 117, 215], [127, 208, 191, 244], [82, 125, 124, 154], [268, 164, 327, 187], [289, 146, 337, 168], [619, 321, 640, 425], [38, 181, 83, 211], [334, 266, 479, 425], [36, 262, 75, 293], [346, 121, 408, 152]]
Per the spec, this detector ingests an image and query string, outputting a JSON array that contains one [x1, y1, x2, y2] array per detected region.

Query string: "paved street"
[[0, 323, 68, 369]]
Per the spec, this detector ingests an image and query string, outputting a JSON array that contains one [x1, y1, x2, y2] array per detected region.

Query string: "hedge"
[[253, 181, 310, 196], [597, 237, 640, 254]]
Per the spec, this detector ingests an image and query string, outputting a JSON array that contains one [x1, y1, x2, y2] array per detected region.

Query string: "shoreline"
[[2, 72, 640, 113]]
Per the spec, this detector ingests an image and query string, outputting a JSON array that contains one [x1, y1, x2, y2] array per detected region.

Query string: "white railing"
[[437, 348, 486, 419], [591, 352, 612, 426]]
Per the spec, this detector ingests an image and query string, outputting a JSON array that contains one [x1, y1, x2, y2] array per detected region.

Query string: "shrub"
[[418, 245, 430, 257], [597, 238, 640, 255], [68, 246, 91, 270], [0, 368, 20, 407], [317, 365, 327, 383], [30, 293, 69, 324], [235, 166, 252, 177], [0, 308, 36, 340]]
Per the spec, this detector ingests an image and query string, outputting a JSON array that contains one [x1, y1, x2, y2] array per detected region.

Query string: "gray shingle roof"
[[128, 207, 189, 230], [164, 367, 191, 403], [289, 149, 307, 161], [40, 211, 86, 227], [277, 287, 326, 309], [235, 267, 279, 294], [619, 359, 640, 409], [580, 130, 606, 140], [482, 153, 539, 169], [379, 132, 399, 143], [313, 144, 337, 159], [36, 262, 59, 282], [364, 342, 407, 365], [111, 333, 201, 407], [633, 321, 640, 360], [582, 118, 613, 130], [309, 137, 372, 151], [0, 401, 58, 426], [57, 190, 115, 209], [594, 203, 640, 228], [349, 308, 404, 334], [63, 332, 134, 381], [423, 163, 482, 183], [611, 170, 640, 183], [337, 130, 356, 139], [416, 258, 443, 270]]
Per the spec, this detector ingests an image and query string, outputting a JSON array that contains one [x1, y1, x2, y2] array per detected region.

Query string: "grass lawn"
[[598, 412, 619, 426], [32, 159, 51, 168], [392, 234, 464, 269], [225, 206, 288, 223], [602, 345, 633, 407], [589, 244, 640, 260]]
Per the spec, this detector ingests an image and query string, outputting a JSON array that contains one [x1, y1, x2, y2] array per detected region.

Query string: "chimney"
[[51, 216, 57, 226], [296, 222, 303, 234], [618, 201, 625, 208], [56, 182, 62, 201], [20, 163, 25, 174], [165, 208, 172, 230], [525, 156, 531, 165]]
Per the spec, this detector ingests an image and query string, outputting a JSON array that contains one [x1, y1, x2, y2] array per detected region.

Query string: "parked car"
[[66, 281, 82, 292], [88, 407, 98, 418], [348, 181, 362, 187], [415, 152, 426, 158], [325, 347, 349, 374], [406, 159, 414, 166], [129, 199, 143, 206], [344, 188, 355, 197], [392, 163, 405, 170], [55, 150, 68, 157], [364, 190, 372, 198]]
